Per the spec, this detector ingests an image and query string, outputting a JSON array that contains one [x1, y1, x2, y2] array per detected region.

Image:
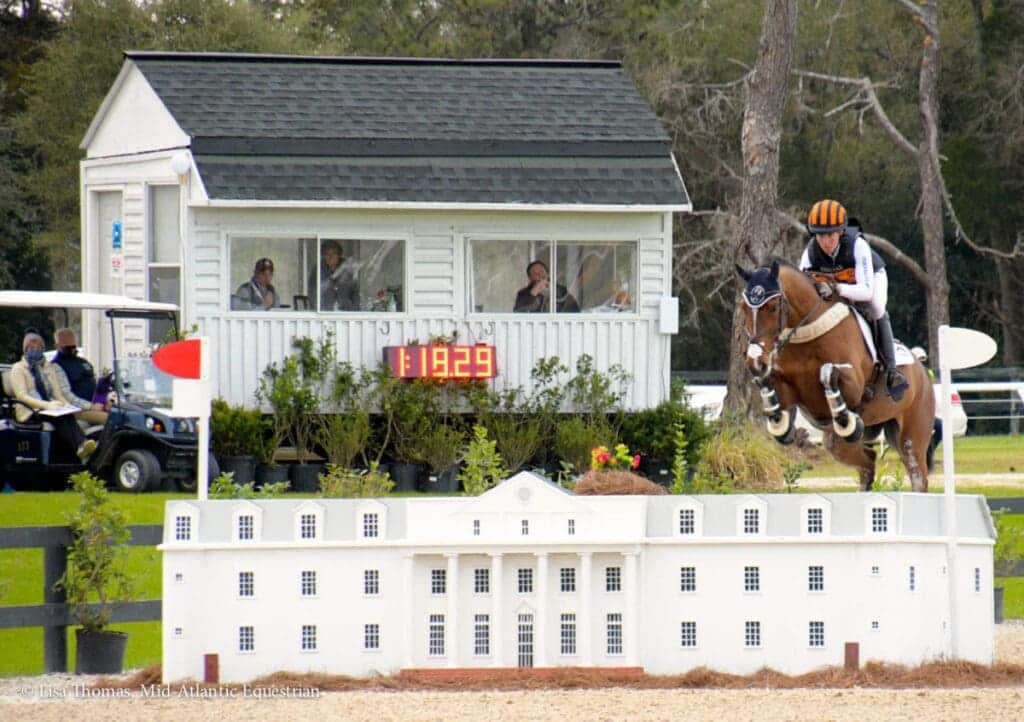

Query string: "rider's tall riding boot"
[[876, 313, 909, 402]]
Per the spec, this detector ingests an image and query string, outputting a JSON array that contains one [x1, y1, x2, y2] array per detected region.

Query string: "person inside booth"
[[513, 260, 579, 313], [232, 258, 280, 310]]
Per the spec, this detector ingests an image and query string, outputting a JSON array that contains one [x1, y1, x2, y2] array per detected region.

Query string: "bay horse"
[[735, 260, 935, 491]]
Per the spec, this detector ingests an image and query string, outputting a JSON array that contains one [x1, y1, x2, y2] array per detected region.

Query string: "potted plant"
[[419, 424, 466, 493], [253, 414, 288, 486], [315, 361, 372, 470], [388, 378, 441, 492], [56, 471, 134, 674], [257, 341, 324, 491], [210, 399, 264, 485]]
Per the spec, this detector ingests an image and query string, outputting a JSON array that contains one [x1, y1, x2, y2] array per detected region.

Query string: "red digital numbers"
[[384, 345, 498, 379]]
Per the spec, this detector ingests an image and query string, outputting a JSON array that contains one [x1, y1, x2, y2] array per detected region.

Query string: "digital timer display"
[[383, 345, 497, 379]]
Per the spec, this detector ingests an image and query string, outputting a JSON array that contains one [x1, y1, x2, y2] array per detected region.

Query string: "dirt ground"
[[2, 622, 1024, 721]]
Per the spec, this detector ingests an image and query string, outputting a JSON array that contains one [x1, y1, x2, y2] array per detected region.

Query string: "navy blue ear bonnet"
[[741, 267, 781, 308]]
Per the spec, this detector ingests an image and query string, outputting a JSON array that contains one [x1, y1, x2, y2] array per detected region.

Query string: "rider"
[[798, 199, 909, 401]]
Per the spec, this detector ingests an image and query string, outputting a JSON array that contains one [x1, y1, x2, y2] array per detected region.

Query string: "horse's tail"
[[925, 430, 937, 473]]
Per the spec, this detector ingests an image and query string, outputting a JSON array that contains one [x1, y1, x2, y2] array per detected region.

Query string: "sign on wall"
[[383, 345, 497, 379]]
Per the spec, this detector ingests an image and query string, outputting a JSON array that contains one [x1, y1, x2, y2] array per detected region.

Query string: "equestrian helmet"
[[807, 199, 847, 234]]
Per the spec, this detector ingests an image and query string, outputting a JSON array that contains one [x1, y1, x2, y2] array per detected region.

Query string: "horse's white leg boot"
[[757, 384, 795, 443], [819, 363, 863, 441]]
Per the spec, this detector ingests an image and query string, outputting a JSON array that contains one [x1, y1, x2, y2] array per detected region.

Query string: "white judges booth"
[[79, 51, 690, 407]]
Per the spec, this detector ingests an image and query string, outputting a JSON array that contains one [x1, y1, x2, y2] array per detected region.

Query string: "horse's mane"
[[768, 256, 815, 289]]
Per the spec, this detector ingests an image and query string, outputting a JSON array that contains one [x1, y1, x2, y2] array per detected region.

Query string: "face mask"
[[25, 348, 44, 364], [60, 346, 77, 357]]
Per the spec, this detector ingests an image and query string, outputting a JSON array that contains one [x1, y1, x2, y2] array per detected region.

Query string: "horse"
[[734, 260, 935, 491]]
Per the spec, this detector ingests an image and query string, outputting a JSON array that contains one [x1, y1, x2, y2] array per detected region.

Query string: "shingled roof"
[[121, 52, 689, 208]]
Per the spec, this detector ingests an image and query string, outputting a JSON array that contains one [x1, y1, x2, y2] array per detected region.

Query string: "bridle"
[[743, 285, 827, 382]]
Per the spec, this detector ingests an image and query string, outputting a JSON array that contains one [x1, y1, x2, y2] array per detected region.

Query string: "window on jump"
[[228, 236, 405, 313], [469, 239, 637, 314]]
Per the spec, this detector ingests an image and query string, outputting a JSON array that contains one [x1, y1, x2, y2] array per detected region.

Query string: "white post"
[[939, 325, 958, 659]]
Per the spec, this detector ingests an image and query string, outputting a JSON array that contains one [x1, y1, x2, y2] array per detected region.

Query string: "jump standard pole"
[[937, 325, 998, 661]]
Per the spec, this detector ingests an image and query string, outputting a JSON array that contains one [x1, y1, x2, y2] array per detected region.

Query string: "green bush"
[[210, 399, 264, 458], [554, 416, 614, 473], [619, 394, 710, 467], [459, 426, 509, 495], [692, 420, 787, 492], [209, 472, 289, 498], [318, 463, 395, 498]]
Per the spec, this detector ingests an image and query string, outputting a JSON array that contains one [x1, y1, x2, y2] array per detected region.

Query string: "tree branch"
[[793, 69, 918, 155], [893, 0, 938, 36]]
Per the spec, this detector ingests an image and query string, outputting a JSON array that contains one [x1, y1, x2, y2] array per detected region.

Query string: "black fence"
[[0, 524, 162, 673], [2, 500, 1024, 673]]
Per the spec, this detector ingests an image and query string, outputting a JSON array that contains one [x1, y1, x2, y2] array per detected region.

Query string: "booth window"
[[230, 237, 404, 312], [148, 185, 181, 343], [469, 239, 636, 313]]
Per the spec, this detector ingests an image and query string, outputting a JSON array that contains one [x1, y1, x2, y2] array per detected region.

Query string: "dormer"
[[799, 496, 832, 537], [864, 494, 897, 537], [232, 500, 263, 543], [673, 497, 704, 537], [735, 496, 767, 537], [293, 501, 325, 542], [356, 499, 388, 541], [166, 502, 199, 544]]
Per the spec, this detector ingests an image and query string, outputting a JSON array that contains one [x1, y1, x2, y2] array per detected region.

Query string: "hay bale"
[[574, 470, 668, 495]]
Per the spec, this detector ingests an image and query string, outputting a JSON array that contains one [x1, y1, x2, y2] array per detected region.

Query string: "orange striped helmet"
[[806, 199, 847, 234]]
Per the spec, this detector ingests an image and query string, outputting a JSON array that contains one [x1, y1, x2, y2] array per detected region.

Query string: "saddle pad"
[[852, 309, 914, 367]]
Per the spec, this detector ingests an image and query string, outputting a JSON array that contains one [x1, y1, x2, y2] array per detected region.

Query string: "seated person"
[[10, 332, 97, 461], [51, 327, 108, 425], [513, 260, 579, 313], [320, 240, 360, 311], [232, 258, 279, 310]]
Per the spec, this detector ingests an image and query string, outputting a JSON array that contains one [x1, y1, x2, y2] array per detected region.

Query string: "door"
[[517, 613, 534, 668], [95, 191, 123, 369]]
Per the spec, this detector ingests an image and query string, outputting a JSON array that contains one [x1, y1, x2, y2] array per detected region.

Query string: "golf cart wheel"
[[174, 453, 218, 493], [114, 449, 161, 493]]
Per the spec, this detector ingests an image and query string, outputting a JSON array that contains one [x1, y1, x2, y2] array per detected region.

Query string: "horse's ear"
[[770, 260, 779, 278], [735, 264, 751, 282]]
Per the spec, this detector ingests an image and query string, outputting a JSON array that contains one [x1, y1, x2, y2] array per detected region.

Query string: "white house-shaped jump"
[[160, 472, 995, 682]]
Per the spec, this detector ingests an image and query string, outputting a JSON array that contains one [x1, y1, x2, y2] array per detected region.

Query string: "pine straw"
[[97, 661, 1024, 692], [574, 470, 668, 495]]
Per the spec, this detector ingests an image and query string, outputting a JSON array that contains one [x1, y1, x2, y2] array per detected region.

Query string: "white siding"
[[85, 63, 189, 158]]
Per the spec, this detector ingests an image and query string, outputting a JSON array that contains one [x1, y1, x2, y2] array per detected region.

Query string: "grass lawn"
[[1, 441, 1022, 677], [796, 434, 1024, 479]]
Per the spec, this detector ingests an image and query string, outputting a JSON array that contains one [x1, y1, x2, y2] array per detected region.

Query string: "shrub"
[[554, 416, 614, 473], [210, 399, 264, 458], [318, 463, 394, 498], [418, 424, 467, 474], [691, 420, 787, 492], [459, 426, 508, 496], [209, 471, 289, 498], [993, 509, 1024, 585], [316, 412, 372, 469], [619, 381, 710, 467]]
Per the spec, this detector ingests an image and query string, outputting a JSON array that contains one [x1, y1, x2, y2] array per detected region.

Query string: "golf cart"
[[0, 291, 217, 492]]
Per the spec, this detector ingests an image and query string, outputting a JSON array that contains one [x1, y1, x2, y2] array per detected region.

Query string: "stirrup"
[[886, 368, 908, 401]]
